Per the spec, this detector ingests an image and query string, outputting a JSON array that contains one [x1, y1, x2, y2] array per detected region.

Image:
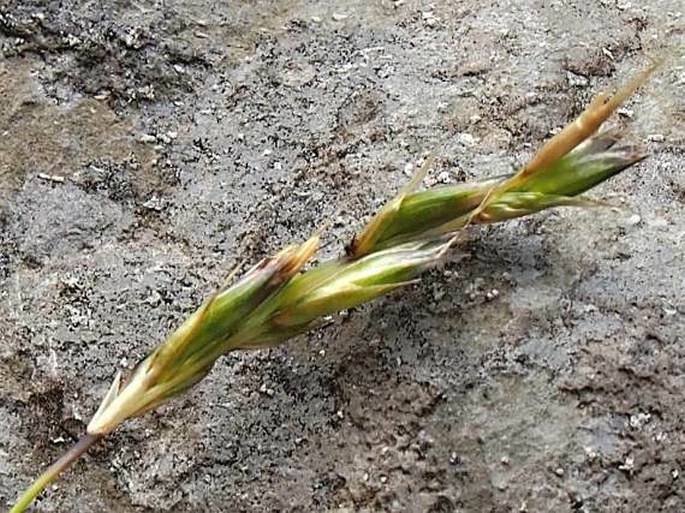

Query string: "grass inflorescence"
[[8, 63, 658, 513]]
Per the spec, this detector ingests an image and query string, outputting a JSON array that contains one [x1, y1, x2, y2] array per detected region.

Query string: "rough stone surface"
[[0, 1, 683, 512]]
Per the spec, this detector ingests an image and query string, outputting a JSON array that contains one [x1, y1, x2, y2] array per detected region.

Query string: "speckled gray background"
[[1, 1, 683, 511]]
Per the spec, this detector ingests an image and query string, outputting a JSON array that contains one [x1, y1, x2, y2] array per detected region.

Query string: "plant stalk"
[[10, 434, 102, 513]]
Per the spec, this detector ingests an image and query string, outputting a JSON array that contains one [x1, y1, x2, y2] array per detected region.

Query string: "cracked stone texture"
[[0, 1, 683, 512]]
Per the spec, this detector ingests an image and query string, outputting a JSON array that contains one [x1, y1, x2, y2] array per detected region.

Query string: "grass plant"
[[8, 63, 658, 513]]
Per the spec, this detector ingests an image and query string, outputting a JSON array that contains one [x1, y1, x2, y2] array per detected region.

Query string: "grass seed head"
[[10, 62, 659, 513]]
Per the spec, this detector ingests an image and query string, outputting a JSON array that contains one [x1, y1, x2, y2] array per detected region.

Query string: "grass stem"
[[10, 434, 102, 513]]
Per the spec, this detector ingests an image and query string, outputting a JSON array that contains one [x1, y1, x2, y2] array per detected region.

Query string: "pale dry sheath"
[[9, 63, 658, 513]]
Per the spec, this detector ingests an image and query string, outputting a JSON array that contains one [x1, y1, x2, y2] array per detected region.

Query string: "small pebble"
[[37, 173, 65, 183], [584, 446, 598, 461], [458, 132, 477, 146], [629, 412, 651, 429], [628, 214, 642, 226], [139, 133, 157, 143], [567, 72, 589, 87], [619, 455, 635, 472], [486, 289, 499, 301]]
